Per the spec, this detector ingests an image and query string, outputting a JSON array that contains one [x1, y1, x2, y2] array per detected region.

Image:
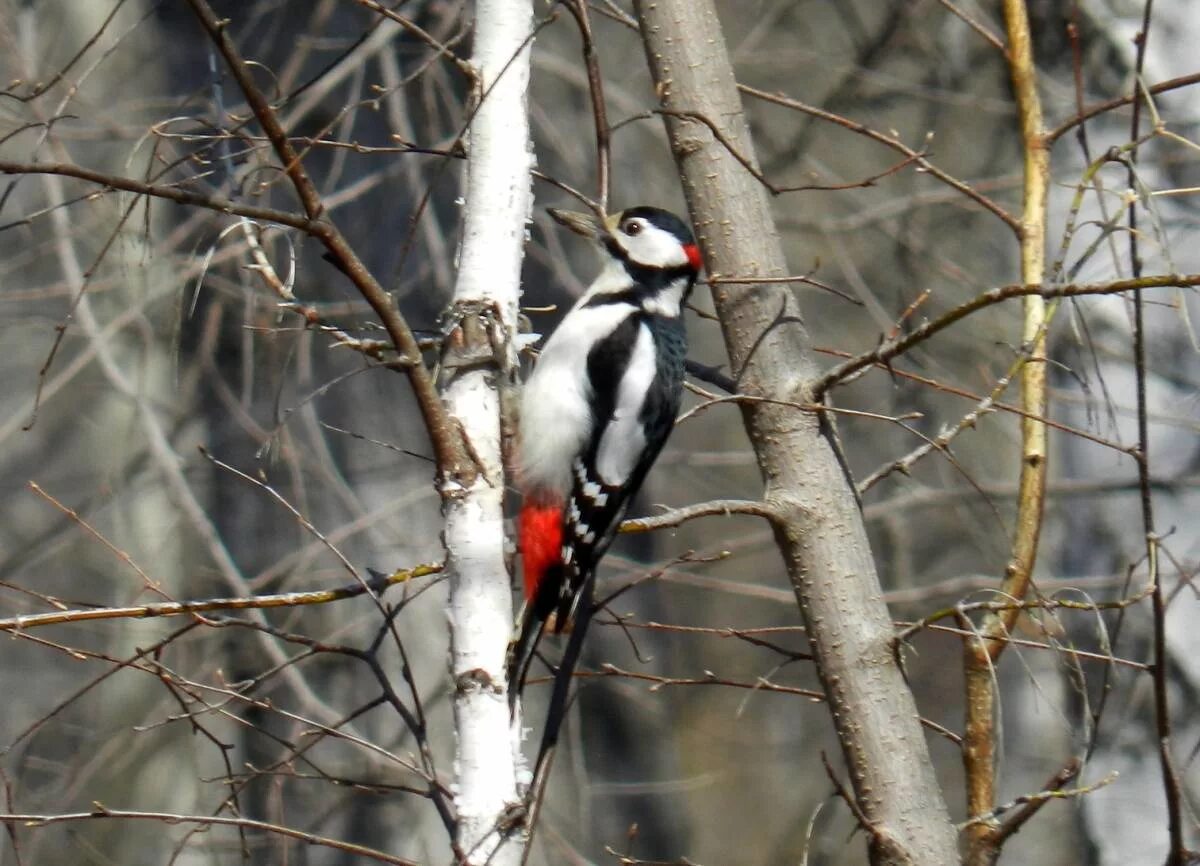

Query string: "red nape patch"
[[683, 243, 703, 272], [519, 503, 563, 601]]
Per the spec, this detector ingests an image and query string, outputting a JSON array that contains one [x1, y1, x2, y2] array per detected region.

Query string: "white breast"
[[518, 300, 635, 497]]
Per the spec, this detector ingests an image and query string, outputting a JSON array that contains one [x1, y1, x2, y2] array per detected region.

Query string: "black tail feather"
[[505, 601, 547, 715], [532, 571, 596, 771]]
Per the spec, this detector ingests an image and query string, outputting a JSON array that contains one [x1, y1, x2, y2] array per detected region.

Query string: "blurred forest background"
[[1, 0, 1198, 863]]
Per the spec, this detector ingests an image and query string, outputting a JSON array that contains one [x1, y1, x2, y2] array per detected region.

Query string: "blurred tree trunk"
[[634, 2, 960, 863], [440, 0, 534, 863]]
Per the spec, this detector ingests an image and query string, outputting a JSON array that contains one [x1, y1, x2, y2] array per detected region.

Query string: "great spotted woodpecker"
[[506, 205, 702, 706]]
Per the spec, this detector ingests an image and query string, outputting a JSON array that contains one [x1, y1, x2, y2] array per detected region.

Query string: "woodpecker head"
[[548, 205, 702, 277]]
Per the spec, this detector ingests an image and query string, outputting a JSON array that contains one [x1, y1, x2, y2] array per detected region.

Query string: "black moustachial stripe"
[[584, 205, 699, 307], [599, 234, 695, 290], [580, 285, 641, 309]]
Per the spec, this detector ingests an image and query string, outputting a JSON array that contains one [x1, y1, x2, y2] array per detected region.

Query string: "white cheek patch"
[[617, 224, 688, 269]]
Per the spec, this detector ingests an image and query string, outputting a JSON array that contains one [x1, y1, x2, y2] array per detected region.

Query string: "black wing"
[[555, 313, 686, 626]]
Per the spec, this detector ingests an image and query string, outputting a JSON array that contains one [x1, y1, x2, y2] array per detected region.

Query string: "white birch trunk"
[[440, 1, 534, 862]]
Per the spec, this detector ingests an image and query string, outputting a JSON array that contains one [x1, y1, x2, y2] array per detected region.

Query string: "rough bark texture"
[[633, 2, 960, 862], [441, 0, 534, 862]]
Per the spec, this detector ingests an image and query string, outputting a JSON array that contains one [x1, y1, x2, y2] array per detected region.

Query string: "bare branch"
[[0, 159, 318, 231], [962, 4, 1052, 856], [810, 272, 1200, 397], [934, 0, 1006, 53], [634, 2, 961, 860], [0, 807, 419, 866], [620, 499, 780, 534], [183, 0, 468, 478], [0, 564, 444, 632], [1047, 71, 1200, 144], [736, 83, 1021, 232], [562, 0, 611, 210]]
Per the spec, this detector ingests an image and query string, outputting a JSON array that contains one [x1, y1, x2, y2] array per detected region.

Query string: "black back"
[[546, 312, 687, 626]]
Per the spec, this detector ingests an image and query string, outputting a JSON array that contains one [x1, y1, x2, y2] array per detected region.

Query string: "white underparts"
[[518, 299, 633, 497]]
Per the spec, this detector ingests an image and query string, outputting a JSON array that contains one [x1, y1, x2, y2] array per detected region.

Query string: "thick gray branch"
[[633, 2, 959, 862]]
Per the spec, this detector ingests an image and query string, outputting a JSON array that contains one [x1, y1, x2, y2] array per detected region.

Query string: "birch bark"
[[440, 1, 534, 862]]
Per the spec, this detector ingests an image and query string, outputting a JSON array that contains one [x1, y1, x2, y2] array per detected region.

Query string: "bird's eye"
[[621, 219, 643, 236]]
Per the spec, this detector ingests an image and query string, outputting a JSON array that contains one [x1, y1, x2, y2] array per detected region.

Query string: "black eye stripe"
[[594, 233, 698, 298]]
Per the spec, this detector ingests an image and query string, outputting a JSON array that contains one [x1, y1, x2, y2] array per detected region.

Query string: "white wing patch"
[[595, 322, 657, 486], [581, 480, 607, 507]]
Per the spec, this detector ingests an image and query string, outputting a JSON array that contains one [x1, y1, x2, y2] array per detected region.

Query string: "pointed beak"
[[547, 208, 611, 241]]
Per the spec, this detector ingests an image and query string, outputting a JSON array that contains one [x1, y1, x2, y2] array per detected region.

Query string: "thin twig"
[[1047, 71, 1200, 144], [1125, 5, 1187, 862], [707, 273, 862, 306], [619, 499, 779, 534], [352, 0, 475, 77], [0, 808, 419, 866], [809, 272, 1200, 398], [562, 0, 610, 210], [182, 0, 468, 478], [991, 759, 1086, 845], [0, 564, 444, 632], [737, 83, 1020, 232], [658, 107, 925, 198], [0, 159, 319, 230], [934, 0, 1006, 53]]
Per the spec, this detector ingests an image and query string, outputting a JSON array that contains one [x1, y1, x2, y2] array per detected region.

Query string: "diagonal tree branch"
[[0, 159, 319, 230], [183, 0, 468, 479], [0, 563, 444, 633], [737, 83, 1020, 233], [809, 271, 1200, 397], [633, 2, 959, 863], [0, 808, 419, 866]]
